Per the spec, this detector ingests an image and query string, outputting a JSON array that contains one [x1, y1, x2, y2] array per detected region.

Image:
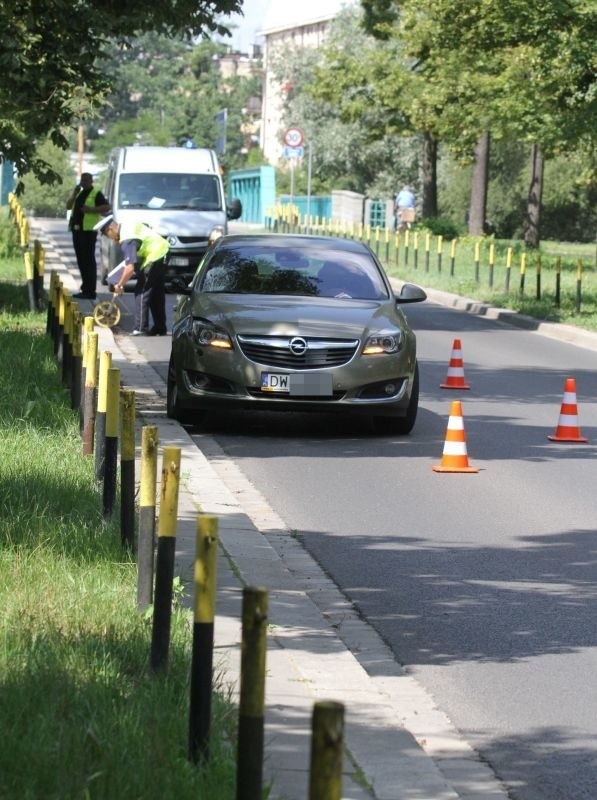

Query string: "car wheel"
[[166, 356, 206, 426], [372, 362, 419, 435]]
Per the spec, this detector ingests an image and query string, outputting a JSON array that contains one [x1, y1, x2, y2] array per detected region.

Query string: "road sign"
[[283, 127, 304, 148], [284, 145, 304, 159]]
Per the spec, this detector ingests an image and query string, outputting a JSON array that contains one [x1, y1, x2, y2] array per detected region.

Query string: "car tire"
[[166, 356, 206, 426], [372, 361, 419, 436]]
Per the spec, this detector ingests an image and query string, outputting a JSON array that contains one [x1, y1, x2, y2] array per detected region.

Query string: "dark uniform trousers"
[[134, 259, 167, 333]]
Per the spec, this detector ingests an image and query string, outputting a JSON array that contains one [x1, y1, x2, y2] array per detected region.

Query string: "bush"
[[0, 211, 21, 259], [419, 216, 460, 240]]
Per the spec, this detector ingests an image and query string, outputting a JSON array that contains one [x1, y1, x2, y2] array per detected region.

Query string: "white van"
[[99, 145, 241, 285]]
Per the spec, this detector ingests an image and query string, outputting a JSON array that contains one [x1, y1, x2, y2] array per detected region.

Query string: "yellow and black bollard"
[[102, 367, 120, 520], [61, 296, 73, 386], [46, 270, 57, 338], [120, 390, 136, 550], [80, 317, 95, 431], [555, 256, 561, 308], [505, 247, 513, 292], [33, 239, 44, 310], [309, 701, 345, 800], [24, 249, 37, 312], [70, 310, 83, 412], [150, 447, 181, 673], [137, 425, 158, 612], [83, 331, 98, 456], [95, 350, 112, 483], [188, 515, 219, 764], [235, 586, 268, 800], [450, 238, 457, 277]]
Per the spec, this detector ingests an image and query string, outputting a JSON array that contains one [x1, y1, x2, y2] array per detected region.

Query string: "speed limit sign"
[[283, 127, 304, 148]]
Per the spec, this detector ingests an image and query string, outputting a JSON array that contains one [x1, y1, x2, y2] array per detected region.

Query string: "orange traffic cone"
[[433, 400, 479, 473], [548, 377, 588, 443], [440, 338, 470, 389]]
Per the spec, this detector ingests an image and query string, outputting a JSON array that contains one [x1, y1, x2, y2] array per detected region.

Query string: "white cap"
[[93, 214, 114, 232]]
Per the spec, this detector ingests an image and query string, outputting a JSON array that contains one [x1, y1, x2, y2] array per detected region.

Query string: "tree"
[[0, 0, 242, 188], [358, 0, 596, 243]]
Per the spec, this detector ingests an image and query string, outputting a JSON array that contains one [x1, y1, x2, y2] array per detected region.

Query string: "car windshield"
[[197, 244, 389, 300], [117, 173, 222, 211]]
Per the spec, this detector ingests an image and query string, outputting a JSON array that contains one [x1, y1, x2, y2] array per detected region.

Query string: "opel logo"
[[289, 336, 308, 356]]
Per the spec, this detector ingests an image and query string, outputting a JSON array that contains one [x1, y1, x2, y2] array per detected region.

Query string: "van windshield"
[[118, 173, 222, 211]]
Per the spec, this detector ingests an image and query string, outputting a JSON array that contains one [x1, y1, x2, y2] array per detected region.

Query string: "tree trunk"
[[524, 144, 544, 249], [468, 131, 490, 235], [421, 131, 437, 219]]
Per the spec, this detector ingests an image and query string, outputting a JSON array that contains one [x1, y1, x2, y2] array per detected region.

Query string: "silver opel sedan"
[[167, 234, 426, 434]]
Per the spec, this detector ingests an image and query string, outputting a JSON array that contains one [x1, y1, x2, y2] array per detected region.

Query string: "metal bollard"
[[94, 351, 112, 483], [82, 332, 98, 456], [188, 515, 219, 764], [137, 426, 158, 612], [309, 701, 345, 800], [102, 367, 120, 520], [150, 446, 181, 673], [80, 316, 95, 431], [61, 297, 73, 387], [120, 390, 136, 550], [70, 311, 83, 412], [235, 586, 268, 800]]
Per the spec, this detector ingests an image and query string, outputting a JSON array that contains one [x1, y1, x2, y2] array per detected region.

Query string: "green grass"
[[338, 228, 597, 331], [0, 280, 239, 799]]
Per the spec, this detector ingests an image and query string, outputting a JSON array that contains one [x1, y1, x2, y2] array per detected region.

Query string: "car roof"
[[213, 233, 372, 255]]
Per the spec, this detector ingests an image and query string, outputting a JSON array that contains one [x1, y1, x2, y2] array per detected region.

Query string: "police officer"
[[95, 216, 169, 336], [66, 173, 110, 299]]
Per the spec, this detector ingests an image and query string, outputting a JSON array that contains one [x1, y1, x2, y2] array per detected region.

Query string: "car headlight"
[[191, 319, 232, 349], [362, 332, 403, 355]]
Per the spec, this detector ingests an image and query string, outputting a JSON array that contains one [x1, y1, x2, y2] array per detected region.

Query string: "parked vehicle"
[[167, 234, 426, 434], [99, 146, 242, 285]]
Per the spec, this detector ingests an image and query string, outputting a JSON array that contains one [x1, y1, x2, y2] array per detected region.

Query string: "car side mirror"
[[227, 197, 242, 221], [396, 283, 427, 304], [169, 276, 192, 295]]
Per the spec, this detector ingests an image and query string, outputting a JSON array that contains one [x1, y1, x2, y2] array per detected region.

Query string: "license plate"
[[168, 256, 189, 267], [261, 372, 333, 396]]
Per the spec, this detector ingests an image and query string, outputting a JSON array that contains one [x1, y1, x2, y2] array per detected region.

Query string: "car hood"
[[190, 294, 402, 338], [114, 208, 225, 237]]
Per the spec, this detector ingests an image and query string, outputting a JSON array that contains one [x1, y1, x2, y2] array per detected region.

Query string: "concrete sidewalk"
[[40, 228, 510, 800]]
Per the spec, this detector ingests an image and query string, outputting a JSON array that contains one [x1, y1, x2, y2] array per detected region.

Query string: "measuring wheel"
[[93, 295, 121, 328]]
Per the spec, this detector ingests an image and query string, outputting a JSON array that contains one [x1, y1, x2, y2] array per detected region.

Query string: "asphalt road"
[[43, 218, 597, 799]]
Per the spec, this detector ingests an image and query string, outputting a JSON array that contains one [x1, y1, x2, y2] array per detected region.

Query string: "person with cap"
[[66, 173, 111, 299], [95, 216, 169, 336]]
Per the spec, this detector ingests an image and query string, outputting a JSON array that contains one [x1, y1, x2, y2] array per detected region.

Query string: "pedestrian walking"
[[95, 216, 169, 335], [66, 173, 111, 299]]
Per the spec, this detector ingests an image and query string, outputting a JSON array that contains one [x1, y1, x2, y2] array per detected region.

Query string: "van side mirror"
[[227, 198, 242, 221], [395, 283, 427, 304]]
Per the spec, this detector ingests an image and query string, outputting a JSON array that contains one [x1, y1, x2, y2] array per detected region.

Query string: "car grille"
[[237, 335, 359, 369]]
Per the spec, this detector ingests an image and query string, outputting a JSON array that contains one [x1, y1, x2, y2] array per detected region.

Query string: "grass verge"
[[0, 279, 238, 799]]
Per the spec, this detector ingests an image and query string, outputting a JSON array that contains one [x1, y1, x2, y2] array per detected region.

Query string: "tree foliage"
[[92, 34, 262, 173], [0, 0, 242, 188]]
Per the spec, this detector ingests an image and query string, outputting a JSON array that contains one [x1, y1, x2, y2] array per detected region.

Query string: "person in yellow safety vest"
[[66, 172, 111, 299], [95, 216, 170, 336]]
